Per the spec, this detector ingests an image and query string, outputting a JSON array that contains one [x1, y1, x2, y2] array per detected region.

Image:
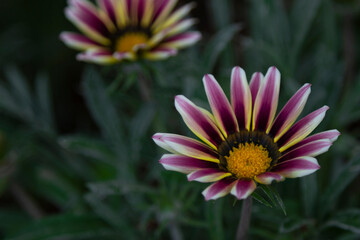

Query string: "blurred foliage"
[[0, 0, 360, 239]]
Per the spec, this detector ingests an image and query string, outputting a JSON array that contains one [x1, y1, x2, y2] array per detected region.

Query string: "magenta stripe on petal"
[[98, 0, 116, 24], [187, 169, 230, 182], [159, 154, 218, 174], [277, 106, 329, 152], [252, 66, 280, 132], [154, 133, 219, 161], [271, 157, 320, 178], [203, 74, 238, 136], [279, 139, 332, 162], [137, 0, 146, 22], [60, 32, 101, 49], [231, 67, 252, 131], [286, 130, 340, 152], [230, 179, 256, 200], [255, 172, 284, 185], [202, 178, 236, 201], [175, 95, 224, 149], [249, 72, 263, 106], [69, 2, 109, 36], [270, 84, 311, 141]]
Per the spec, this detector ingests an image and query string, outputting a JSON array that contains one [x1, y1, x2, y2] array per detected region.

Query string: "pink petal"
[[143, 47, 177, 60], [230, 179, 257, 200], [231, 66, 252, 131], [76, 49, 117, 64], [152, 133, 219, 162], [270, 84, 311, 141], [203, 74, 238, 137], [254, 172, 284, 185], [161, 31, 201, 49], [202, 178, 237, 201], [271, 157, 320, 178], [159, 154, 218, 174], [277, 106, 329, 152], [174, 95, 225, 149], [252, 66, 281, 133], [249, 72, 264, 107], [279, 139, 332, 162], [187, 169, 231, 183], [60, 32, 102, 50], [285, 129, 340, 153]]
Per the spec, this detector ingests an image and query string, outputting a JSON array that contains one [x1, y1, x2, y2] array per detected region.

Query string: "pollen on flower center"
[[115, 32, 148, 52], [225, 142, 272, 179]]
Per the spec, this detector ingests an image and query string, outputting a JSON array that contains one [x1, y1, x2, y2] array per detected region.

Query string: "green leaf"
[[4, 66, 34, 121], [290, 0, 322, 62], [252, 192, 273, 208], [82, 67, 127, 161], [202, 24, 241, 72], [320, 153, 360, 217], [260, 185, 286, 215]]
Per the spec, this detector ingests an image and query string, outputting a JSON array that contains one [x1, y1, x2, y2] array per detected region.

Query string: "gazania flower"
[[153, 66, 339, 201], [60, 0, 201, 64]]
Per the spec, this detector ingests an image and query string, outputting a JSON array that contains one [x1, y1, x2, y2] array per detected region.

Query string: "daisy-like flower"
[[60, 0, 201, 64], [153, 66, 339, 201]]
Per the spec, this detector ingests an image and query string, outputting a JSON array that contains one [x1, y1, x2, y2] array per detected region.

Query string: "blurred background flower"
[[60, 0, 201, 64]]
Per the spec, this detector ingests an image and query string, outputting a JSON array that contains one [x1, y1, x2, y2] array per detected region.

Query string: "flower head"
[[153, 66, 339, 201], [60, 0, 201, 64]]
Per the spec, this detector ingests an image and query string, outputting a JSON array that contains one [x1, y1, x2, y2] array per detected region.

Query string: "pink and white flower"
[[153, 66, 339, 201]]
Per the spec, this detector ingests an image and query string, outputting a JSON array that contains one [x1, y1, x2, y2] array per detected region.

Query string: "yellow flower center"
[[115, 32, 148, 52], [225, 142, 272, 179]]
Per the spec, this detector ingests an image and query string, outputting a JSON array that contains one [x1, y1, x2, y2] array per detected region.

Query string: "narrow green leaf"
[[251, 192, 273, 208]]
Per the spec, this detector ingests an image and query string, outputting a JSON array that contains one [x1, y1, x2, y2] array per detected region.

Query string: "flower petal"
[[153, 2, 195, 33], [254, 172, 284, 185], [230, 179, 256, 200], [271, 157, 320, 178], [152, 133, 219, 162], [249, 72, 264, 106], [65, 7, 110, 45], [187, 169, 231, 183], [175, 95, 225, 149], [159, 154, 218, 174], [60, 32, 102, 50], [152, 0, 178, 27], [231, 66, 252, 131], [143, 47, 177, 60], [252, 66, 281, 133], [77, 49, 117, 64], [277, 106, 329, 152], [165, 18, 197, 37], [160, 31, 201, 49], [286, 129, 340, 152], [113, 0, 129, 27], [203, 74, 238, 137], [97, 0, 117, 24], [279, 139, 332, 162], [202, 178, 236, 201], [270, 84, 311, 141]]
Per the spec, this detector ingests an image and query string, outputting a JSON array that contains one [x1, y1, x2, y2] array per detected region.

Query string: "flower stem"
[[236, 196, 253, 240]]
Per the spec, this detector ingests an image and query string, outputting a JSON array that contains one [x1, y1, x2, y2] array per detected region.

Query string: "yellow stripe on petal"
[[141, 0, 154, 27], [114, 0, 129, 27]]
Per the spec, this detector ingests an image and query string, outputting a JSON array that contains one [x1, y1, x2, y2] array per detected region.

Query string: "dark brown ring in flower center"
[[217, 130, 281, 173]]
